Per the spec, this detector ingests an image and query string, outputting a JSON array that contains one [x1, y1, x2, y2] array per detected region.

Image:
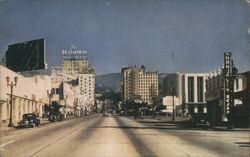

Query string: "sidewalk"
[[136, 115, 250, 131], [212, 126, 250, 131], [143, 115, 190, 123]]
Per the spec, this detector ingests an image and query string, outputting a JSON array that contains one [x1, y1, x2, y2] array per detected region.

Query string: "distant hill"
[[96, 73, 121, 91]]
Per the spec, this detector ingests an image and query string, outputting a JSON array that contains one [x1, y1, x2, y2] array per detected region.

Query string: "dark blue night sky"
[[0, 0, 249, 74]]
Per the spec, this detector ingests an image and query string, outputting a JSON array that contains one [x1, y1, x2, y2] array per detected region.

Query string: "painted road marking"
[[0, 140, 16, 150]]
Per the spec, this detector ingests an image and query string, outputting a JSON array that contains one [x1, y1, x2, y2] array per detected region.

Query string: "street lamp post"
[[171, 88, 176, 121], [47, 89, 54, 118], [47, 89, 54, 106], [6, 76, 18, 127], [64, 95, 68, 106], [64, 95, 68, 119]]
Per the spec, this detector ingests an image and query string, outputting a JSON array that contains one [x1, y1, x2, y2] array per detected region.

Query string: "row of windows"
[[139, 92, 153, 95], [139, 73, 157, 76], [80, 76, 94, 79], [80, 88, 94, 91], [139, 83, 157, 86], [80, 84, 94, 87], [139, 80, 157, 83], [80, 83, 93, 86], [139, 77, 157, 79], [81, 89, 94, 92], [139, 88, 158, 92], [67, 68, 80, 71]]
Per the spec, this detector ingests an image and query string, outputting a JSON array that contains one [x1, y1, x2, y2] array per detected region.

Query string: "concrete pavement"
[[0, 114, 249, 157]]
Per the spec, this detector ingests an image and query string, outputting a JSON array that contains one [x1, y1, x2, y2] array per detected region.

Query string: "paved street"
[[0, 114, 249, 157]]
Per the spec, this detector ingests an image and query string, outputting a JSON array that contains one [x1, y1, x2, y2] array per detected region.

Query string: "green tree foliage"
[[99, 90, 121, 104]]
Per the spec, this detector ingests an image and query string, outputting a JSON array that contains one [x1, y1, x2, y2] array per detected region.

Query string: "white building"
[[60, 48, 96, 112], [78, 73, 95, 106], [182, 73, 208, 115], [0, 65, 51, 126], [162, 72, 208, 116], [50, 69, 76, 105], [62, 59, 94, 76]]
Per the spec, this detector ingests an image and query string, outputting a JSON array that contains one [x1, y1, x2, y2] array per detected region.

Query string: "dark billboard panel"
[[6, 39, 46, 72]]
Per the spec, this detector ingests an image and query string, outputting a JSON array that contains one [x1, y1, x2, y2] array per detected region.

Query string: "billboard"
[[6, 39, 46, 72]]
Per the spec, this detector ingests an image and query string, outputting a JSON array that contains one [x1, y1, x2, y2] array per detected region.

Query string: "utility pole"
[[171, 88, 176, 121]]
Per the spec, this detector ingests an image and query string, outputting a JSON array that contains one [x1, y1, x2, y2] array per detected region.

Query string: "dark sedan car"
[[18, 113, 40, 128]]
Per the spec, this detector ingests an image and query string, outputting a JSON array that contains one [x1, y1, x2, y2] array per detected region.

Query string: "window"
[[56, 88, 60, 94], [197, 77, 204, 102], [236, 78, 239, 90], [188, 77, 194, 102]]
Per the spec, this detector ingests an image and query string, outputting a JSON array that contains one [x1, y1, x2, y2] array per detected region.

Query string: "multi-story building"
[[62, 59, 94, 76], [50, 69, 76, 113], [182, 73, 208, 116], [121, 65, 138, 102], [206, 70, 249, 126], [61, 47, 94, 76], [60, 47, 96, 112], [161, 72, 207, 116], [78, 73, 95, 108], [121, 65, 158, 105], [0, 65, 51, 126]]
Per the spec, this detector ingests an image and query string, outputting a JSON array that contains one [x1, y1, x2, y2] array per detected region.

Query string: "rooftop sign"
[[62, 47, 87, 60]]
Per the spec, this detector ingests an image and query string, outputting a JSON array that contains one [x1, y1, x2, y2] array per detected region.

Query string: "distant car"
[[103, 112, 112, 116], [192, 113, 210, 127], [18, 113, 40, 128]]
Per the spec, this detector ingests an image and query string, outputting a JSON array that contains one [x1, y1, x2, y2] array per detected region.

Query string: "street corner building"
[[205, 70, 250, 127], [0, 65, 51, 126]]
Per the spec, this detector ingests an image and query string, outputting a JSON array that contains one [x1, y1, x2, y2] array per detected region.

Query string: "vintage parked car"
[[18, 113, 40, 128]]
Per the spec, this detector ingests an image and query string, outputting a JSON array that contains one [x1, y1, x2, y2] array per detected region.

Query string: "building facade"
[[162, 73, 182, 103], [121, 65, 158, 105], [161, 72, 207, 116], [60, 48, 96, 113], [0, 65, 51, 126], [182, 73, 208, 116], [62, 59, 94, 76], [78, 73, 95, 108], [205, 70, 249, 126]]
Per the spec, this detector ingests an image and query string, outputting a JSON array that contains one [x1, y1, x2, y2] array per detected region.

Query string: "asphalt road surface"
[[0, 114, 249, 157]]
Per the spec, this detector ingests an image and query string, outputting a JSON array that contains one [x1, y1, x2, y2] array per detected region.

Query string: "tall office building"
[[62, 59, 94, 76], [60, 47, 96, 109], [61, 47, 94, 76], [78, 73, 95, 107], [121, 65, 158, 105]]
